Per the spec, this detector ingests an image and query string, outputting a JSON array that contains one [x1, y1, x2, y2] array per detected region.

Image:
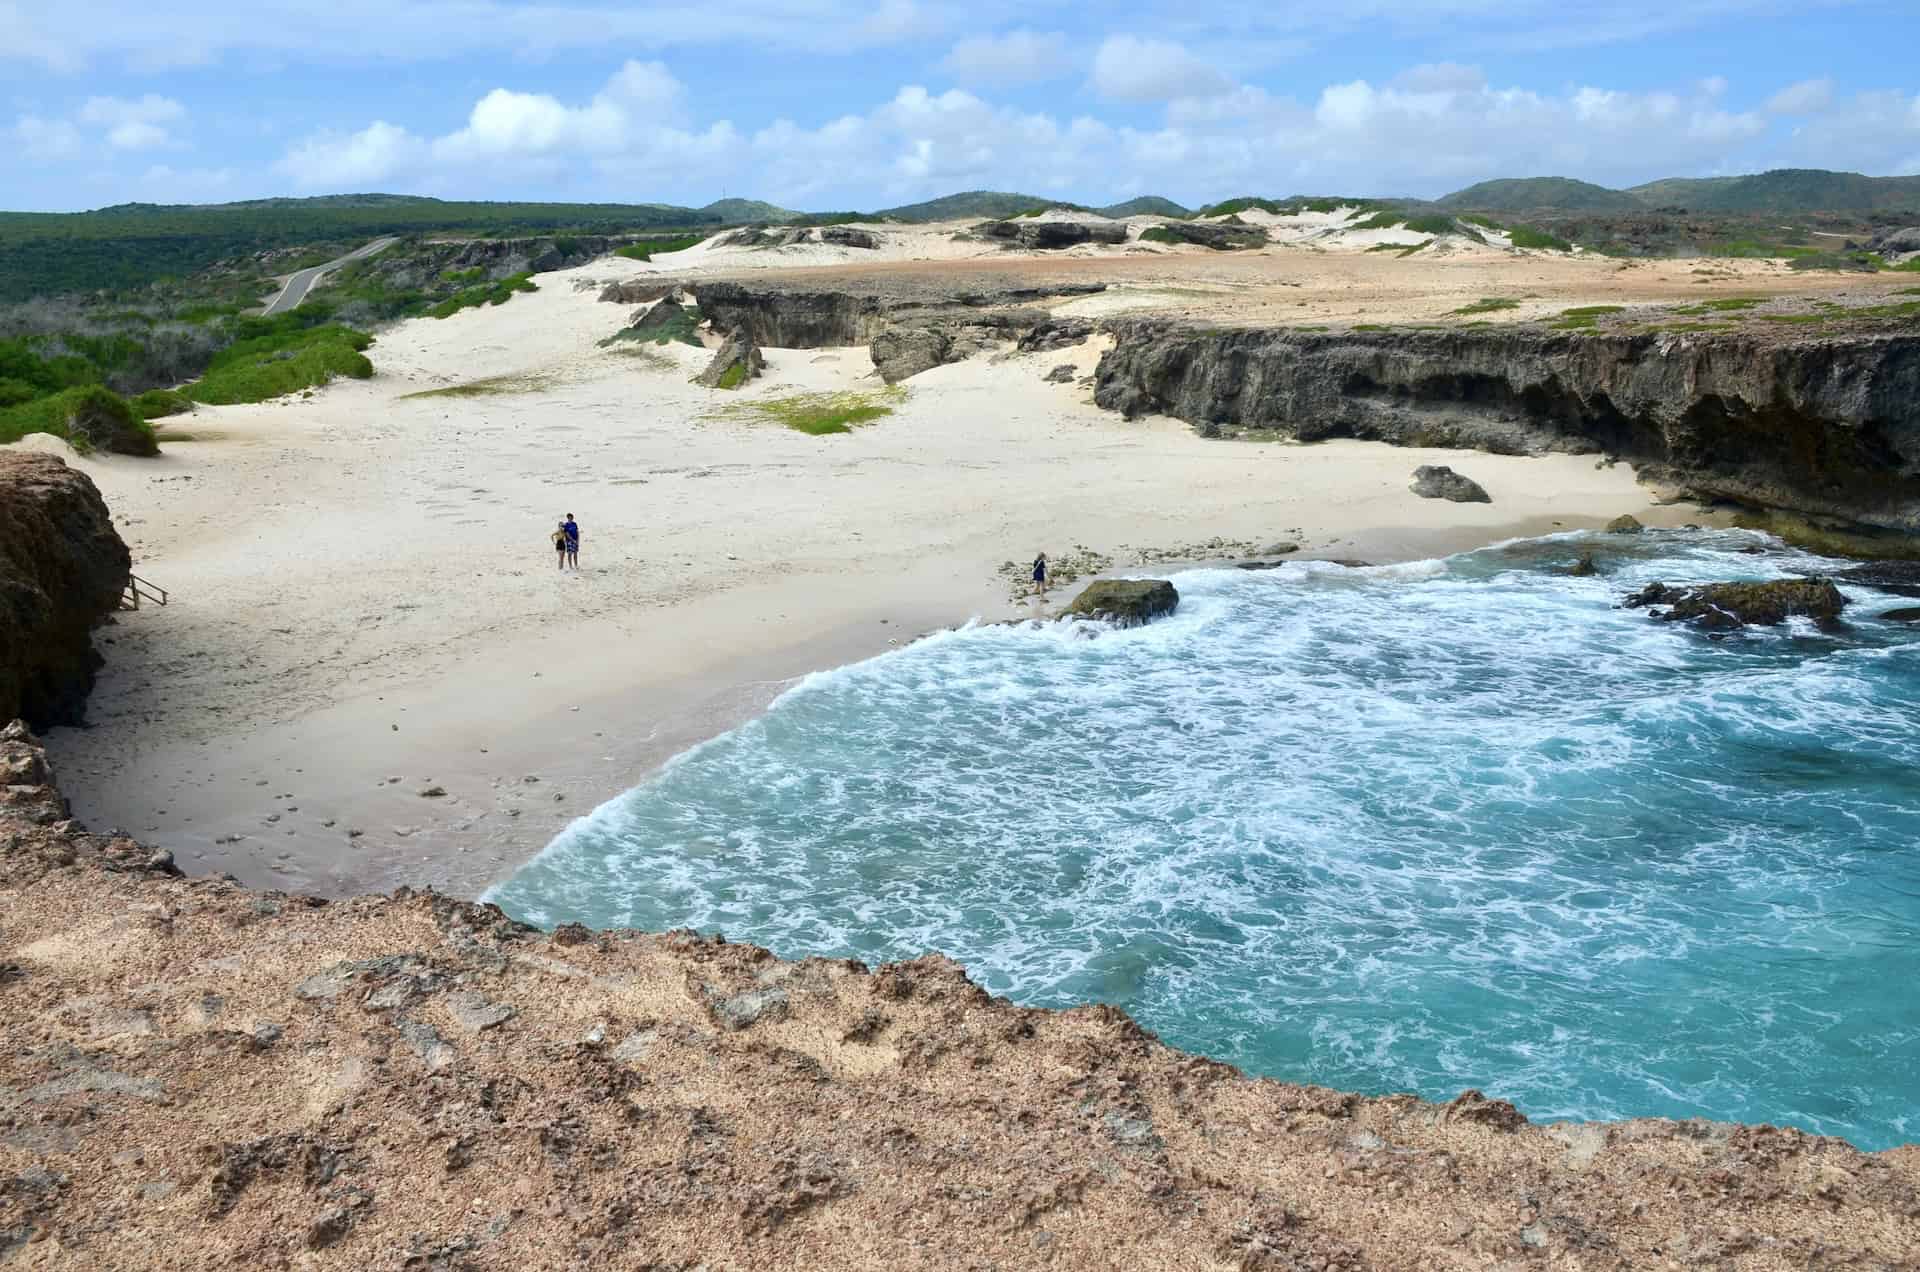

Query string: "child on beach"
[[1032, 551, 1048, 598], [551, 521, 569, 570]]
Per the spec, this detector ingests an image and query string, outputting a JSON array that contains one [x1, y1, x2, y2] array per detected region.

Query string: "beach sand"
[[30, 237, 1762, 899]]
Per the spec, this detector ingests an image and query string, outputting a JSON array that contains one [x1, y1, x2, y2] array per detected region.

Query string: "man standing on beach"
[[564, 514, 580, 570]]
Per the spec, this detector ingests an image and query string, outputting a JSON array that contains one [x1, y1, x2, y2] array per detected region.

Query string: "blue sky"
[[4, 0, 1917, 212]]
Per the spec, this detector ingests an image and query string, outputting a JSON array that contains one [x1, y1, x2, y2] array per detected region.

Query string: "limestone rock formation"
[[975, 220, 1129, 250], [1410, 465, 1491, 503], [694, 327, 765, 390], [1144, 221, 1269, 250], [1017, 318, 1096, 353], [1094, 322, 1920, 535], [598, 279, 677, 305], [1044, 365, 1078, 384], [1623, 578, 1848, 628], [1065, 579, 1180, 626], [1, 722, 1917, 1266], [817, 226, 879, 249], [870, 328, 951, 384], [1606, 515, 1645, 534], [1827, 560, 1920, 596], [0, 453, 132, 727]]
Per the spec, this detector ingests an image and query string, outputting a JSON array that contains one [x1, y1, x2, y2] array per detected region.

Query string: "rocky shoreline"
[[2, 721, 1916, 1269]]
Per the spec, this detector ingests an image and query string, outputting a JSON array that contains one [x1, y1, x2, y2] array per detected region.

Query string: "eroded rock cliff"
[[1, 722, 1916, 1270], [0, 453, 131, 728], [1095, 322, 1920, 534]]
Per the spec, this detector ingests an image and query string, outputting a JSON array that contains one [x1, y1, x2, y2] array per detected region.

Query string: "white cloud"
[[12, 115, 82, 158], [78, 94, 187, 149], [939, 29, 1070, 85], [281, 120, 427, 186], [1765, 78, 1834, 115], [1091, 35, 1232, 103]]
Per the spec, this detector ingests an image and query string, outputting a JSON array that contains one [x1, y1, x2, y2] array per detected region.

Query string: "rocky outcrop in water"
[[1095, 322, 1920, 535], [1065, 579, 1180, 626], [0, 453, 131, 728], [1410, 465, 1491, 503], [1, 720, 1916, 1268], [1624, 578, 1848, 628]]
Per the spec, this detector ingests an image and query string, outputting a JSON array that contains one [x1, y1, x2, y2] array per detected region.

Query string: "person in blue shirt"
[[563, 514, 580, 570]]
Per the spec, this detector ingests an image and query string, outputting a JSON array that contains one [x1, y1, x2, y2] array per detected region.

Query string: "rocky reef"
[[0, 453, 131, 728], [1, 722, 1915, 1269], [1095, 322, 1920, 535], [1065, 579, 1180, 626], [1624, 578, 1849, 628]]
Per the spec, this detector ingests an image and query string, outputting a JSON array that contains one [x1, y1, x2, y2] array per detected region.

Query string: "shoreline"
[[46, 504, 1723, 902]]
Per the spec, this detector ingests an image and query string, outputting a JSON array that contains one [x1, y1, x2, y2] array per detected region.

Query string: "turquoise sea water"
[[487, 532, 1920, 1149]]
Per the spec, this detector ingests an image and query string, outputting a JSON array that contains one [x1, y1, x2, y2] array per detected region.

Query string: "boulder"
[[1410, 465, 1491, 503], [1869, 227, 1920, 256], [870, 327, 953, 384], [1566, 551, 1599, 576], [1016, 319, 1096, 353], [1606, 515, 1645, 534], [599, 279, 678, 305], [1623, 578, 1847, 629], [1146, 221, 1269, 250], [1044, 365, 1077, 384], [1879, 607, 1920, 622], [1065, 579, 1180, 627], [628, 297, 689, 335], [975, 220, 1129, 251], [693, 327, 765, 390], [1827, 561, 1920, 597], [818, 227, 879, 250], [0, 453, 132, 726]]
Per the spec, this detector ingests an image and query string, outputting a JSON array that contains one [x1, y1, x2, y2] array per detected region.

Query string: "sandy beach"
[[29, 228, 1775, 899]]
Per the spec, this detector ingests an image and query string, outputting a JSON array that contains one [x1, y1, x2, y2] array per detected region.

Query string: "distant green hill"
[[1098, 196, 1191, 218], [874, 190, 1054, 222], [1628, 169, 1920, 213], [0, 196, 724, 301], [1438, 178, 1641, 212], [701, 198, 801, 224]]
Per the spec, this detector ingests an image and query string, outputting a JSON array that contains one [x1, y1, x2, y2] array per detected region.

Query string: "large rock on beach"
[[599, 279, 678, 305], [628, 297, 690, 336], [694, 326, 766, 390], [870, 327, 952, 384], [1624, 578, 1848, 629], [818, 226, 879, 249], [1409, 465, 1491, 503], [1065, 579, 1180, 627], [0, 453, 132, 727]]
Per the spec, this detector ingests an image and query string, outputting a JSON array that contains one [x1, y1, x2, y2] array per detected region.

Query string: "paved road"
[[261, 237, 399, 316]]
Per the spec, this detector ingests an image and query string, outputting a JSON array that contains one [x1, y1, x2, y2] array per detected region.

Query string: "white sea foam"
[[489, 531, 1920, 1149]]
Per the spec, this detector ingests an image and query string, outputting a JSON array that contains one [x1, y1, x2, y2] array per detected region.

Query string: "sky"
[[3, 0, 1918, 213]]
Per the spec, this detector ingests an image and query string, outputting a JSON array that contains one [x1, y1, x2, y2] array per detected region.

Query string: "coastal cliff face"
[[1095, 322, 1920, 534], [2, 722, 1916, 1270], [0, 453, 131, 728]]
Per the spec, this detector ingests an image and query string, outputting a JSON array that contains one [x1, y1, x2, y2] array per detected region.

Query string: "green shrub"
[[1355, 212, 1406, 230], [184, 324, 373, 403], [1140, 227, 1180, 245], [614, 234, 706, 262], [1508, 225, 1573, 252], [427, 272, 538, 319], [1451, 297, 1521, 316], [1550, 305, 1625, 330], [0, 385, 157, 454], [1787, 251, 1881, 272], [131, 388, 194, 420], [1670, 297, 1766, 315]]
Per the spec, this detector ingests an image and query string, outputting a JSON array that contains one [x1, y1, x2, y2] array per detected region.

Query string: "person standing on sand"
[[1032, 551, 1048, 599], [551, 520, 569, 571], [564, 514, 580, 570]]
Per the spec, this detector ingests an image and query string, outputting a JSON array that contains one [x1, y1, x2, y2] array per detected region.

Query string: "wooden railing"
[[121, 574, 168, 611]]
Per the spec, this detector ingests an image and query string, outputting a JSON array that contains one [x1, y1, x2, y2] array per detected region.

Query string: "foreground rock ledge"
[[1, 723, 1915, 1270]]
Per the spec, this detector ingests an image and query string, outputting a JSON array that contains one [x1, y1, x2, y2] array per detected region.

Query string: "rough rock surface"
[[1606, 514, 1645, 534], [715, 225, 880, 251], [687, 280, 1107, 384], [626, 296, 690, 336], [1094, 322, 1920, 534], [974, 220, 1129, 250], [1409, 465, 1491, 503], [0, 722, 1916, 1269], [1623, 578, 1849, 628], [693, 326, 766, 390], [597, 278, 678, 305], [1044, 364, 1078, 384], [1144, 221, 1269, 250], [1064, 579, 1180, 627], [0, 453, 132, 728]]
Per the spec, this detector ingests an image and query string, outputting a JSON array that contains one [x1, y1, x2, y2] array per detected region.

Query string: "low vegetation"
[[714, 386, 907, 436], [183, 322, 373, 404], [426, 271, 537, 320], [130, 388, 194, 419], [398, 371, 556, 400], [1550, 305, 1625, 330], [0, 384, 158, 454], [1670, 297, 1767, 315], [1451, 297, 1521, 316], [614, 235, 707, 262]]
